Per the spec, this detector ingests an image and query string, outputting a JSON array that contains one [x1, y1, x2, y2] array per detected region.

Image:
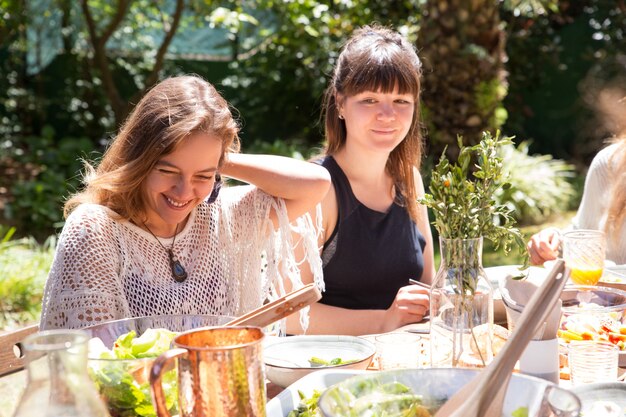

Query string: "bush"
[[0, 226, 54, 329], [496, 141, 577, 225], [1, 126, 96, 239]]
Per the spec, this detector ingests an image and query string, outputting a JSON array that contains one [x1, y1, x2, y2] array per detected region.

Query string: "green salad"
[[308, 357, 359, 367], [288, 380, 530, 417], [88, 328, 178, 417]]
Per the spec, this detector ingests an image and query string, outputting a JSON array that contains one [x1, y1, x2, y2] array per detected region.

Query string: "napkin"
[[500, 267, 562, 340], [500, 267, 563, 383]]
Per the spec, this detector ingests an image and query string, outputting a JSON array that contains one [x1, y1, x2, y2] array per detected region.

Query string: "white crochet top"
[[40, 185, 323, 330], [573, 143, 626, 264]]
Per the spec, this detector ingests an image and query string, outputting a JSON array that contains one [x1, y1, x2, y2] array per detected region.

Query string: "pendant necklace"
[[144, 222, 188, 283]]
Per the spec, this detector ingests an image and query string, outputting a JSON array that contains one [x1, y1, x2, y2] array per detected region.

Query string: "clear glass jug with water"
[[13, 329, 110, 417]]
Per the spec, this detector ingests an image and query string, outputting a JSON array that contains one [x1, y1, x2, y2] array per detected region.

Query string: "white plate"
[[264, 335, 375, 388], [265, 369, 364, 417]]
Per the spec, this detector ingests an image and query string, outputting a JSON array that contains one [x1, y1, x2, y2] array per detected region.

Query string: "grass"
[[0, 230, 55, 331]]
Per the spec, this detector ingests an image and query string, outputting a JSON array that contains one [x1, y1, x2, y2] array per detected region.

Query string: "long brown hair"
[[322, 25, 424, 222], [65, 75, 240, 223]]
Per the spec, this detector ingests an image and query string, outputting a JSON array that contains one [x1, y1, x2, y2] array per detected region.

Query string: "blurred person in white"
[[287, 25, 435, 336], [528, 87, 626, 266], [40, 75, 330, 330]]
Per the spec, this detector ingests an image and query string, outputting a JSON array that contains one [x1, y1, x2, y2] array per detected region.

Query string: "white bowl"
[[571, 382, 626, 417], [264, 335, 376, 388], [318, 368, 579, 417]]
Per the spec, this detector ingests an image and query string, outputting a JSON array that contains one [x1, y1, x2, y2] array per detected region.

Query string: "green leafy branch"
[[420, 131, 529, 266]]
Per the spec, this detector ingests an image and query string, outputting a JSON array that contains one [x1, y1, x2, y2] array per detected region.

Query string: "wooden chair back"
[[0, 324, 39, 377]]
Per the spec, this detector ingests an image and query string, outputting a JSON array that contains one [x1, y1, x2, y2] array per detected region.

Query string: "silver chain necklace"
[[144, 222, 188, 283]]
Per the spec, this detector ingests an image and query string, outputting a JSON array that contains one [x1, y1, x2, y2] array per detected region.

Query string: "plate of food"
[[599, 265, 626, 291], [557, 286, 626, 367], [263, 335, 375, 388]]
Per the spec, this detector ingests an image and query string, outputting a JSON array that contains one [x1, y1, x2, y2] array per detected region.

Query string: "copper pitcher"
[[150, 326, 266, 417]]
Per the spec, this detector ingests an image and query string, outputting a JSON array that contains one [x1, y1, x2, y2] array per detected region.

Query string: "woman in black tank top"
[[286, 25, 436, 336]]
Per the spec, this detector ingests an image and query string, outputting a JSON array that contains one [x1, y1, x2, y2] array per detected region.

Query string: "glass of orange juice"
[[562, 230, 606, 285]]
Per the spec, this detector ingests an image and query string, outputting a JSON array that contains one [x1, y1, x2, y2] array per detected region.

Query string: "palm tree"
[[419, 0, 508, 156]]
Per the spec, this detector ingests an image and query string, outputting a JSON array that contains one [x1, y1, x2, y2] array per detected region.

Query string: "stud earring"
[[338, 114, 344, 120]]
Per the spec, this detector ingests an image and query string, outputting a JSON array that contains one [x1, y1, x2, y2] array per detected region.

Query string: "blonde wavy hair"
[[322, 25, 424, 223], [65, 75, 240, 224], [598, 87, 626, 244]]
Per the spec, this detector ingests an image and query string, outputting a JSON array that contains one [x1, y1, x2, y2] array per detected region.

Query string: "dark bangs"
[[338, 45, 420, 98]]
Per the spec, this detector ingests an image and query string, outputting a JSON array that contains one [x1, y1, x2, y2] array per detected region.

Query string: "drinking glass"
[[375, 332, 422, 370], [536, 385, 581, 417], [562, 230, 606, 285], [568, 340, 619, 386]]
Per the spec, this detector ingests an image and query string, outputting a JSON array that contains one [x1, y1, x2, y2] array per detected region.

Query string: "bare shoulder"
[[412, 166, 426, 196]]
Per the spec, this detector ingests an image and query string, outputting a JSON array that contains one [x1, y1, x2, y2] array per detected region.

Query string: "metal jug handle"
[[536, 385, 581, 417], [150, 347, 186, 417]]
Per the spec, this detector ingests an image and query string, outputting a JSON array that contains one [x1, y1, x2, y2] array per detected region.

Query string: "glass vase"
[[13, 329, 110, 417], [430, 237, 494, 368]]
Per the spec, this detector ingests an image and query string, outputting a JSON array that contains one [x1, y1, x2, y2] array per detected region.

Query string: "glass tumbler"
[[375, 332, 422, 370], [568, 340, 619, 385], [562, 230, 606, 285]]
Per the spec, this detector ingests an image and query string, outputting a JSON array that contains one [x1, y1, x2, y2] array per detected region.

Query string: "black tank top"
[[318, 156, 427, 310]]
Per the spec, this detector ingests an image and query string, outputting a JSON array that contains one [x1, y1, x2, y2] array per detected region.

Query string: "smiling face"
[[142, 131, 222, 236], [339, 88, 415, 155]]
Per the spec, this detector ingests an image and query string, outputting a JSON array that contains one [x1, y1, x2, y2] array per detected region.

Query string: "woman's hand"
[[382, 285, 430, 333], [527, 227, 561, 265]]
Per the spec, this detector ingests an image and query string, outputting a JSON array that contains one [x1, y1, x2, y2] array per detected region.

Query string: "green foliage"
[[223, 1, 421, 145], [475, 78, 508, 129], [420, 131, 527, 262], [0, 226, 55, 329], [243, 138, 320, 160], [503, 0, 626, 160], [2, 126, 96, 238], [495, 141, 577, 225]]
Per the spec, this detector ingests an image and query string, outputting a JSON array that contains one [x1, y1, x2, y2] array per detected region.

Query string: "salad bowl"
[[83, 314, 233, 417], [317, 368, 580, 417]]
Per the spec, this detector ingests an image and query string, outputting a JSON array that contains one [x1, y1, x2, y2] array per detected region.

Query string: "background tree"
[[418, 0, 559, 157]]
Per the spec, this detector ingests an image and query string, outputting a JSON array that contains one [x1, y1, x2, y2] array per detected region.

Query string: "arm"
[[527, 146, 613, 265], [286, 171, 431, 335], [219, 154, 331, 224], [527, 227, 561, 265], [287, 287, 429, 335]]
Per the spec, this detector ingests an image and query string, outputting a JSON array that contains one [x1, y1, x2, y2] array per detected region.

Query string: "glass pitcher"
[[12, 329, 110, 417]]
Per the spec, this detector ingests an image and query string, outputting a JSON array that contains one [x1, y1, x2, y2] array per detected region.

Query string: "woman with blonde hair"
[[40, 74, 330, 330], [288, 25, 435, 335], [528, 88, 626, 265]]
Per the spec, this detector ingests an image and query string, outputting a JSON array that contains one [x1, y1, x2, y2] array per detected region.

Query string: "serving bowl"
[[318, 368, 580, 417], [561, 285, 626, 317], [83, 314, 233, 417], [598, 266, 626, 291], [559, 286, 626, 366], [264, 335, 376, 388], [570, 382, 626, 417]]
